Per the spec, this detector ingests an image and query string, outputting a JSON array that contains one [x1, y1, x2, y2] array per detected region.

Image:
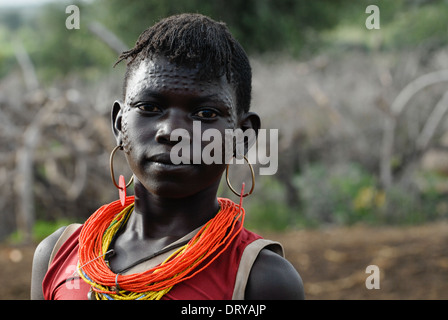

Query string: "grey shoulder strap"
[[232, 239, 284, 300], [48, 223, 82, 269]]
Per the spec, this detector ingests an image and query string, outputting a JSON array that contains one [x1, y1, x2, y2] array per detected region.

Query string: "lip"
[[148, 153, 177, 165], [146, 153, 193, 171]]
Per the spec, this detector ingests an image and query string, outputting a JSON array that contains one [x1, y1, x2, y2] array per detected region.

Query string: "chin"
[[132, 163, 225, 198], [136, 178, 204, 199]]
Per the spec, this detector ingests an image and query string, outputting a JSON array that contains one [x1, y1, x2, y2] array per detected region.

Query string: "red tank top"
[[42, 221, 264, 300]]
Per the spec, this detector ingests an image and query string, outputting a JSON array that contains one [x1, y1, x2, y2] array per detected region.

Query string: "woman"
[[31, 13, 304, 300]]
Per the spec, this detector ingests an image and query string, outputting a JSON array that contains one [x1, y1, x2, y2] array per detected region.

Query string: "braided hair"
[[115, 13, 252, 114]]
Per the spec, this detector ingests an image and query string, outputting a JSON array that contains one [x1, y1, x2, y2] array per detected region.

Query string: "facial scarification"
[[121, 57, 237, 154]]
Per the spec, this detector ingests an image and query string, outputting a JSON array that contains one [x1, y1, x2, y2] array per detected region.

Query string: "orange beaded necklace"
[[77, 187, 246, 300]]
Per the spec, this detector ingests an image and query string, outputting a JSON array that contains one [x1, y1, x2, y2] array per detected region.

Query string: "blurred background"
[[1, 0, 448, 299]]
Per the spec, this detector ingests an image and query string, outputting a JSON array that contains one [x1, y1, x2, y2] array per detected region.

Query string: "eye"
[[136, 103, 162, 113], [195, 109, 218, 119]]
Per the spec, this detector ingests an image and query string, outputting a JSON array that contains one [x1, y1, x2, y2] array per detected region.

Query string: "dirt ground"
[[1, 221, 447, 300]]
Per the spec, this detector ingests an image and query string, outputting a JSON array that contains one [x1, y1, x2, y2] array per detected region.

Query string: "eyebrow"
[[191, 94, 227, 105], [131, 90, 166, 104]]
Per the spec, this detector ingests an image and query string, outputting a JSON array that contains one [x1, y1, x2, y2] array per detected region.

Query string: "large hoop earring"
[[110, 145, 134, 205], [226, 155, 255, 198]]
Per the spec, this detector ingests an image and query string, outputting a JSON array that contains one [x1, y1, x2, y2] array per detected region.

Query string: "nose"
[[155, 109, 189, 145]]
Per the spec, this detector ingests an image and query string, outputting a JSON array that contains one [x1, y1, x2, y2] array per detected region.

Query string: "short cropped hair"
[[115, 13, 252, 114]]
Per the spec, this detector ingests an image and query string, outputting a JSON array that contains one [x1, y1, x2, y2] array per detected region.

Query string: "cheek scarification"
[[121, 110, 132, 154]]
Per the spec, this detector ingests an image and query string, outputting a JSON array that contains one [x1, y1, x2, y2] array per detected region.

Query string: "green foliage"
[[33, 219, 75, 242], [319, 0, 448, 52], [97, 0, 351, 56], [245, 199, 293, 232], [244, 176, 318, 231], [27, 2, 117, 83], [4, 0, 448, 83], [294, 162, 448, 227], [1, 0, 355, 83], [296, 163, 383, 225], [384, 170, 448, 225], [0, 26, 15, 78], [297, 163, 381, 225], [244, 177, 292, 231], [8, 219, 75, 244], [386, 2, 448, 48], [245, 161, 419, 230]]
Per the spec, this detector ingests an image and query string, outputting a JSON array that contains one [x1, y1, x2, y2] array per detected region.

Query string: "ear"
[[111, 100, 124, 145], [239, 111, 261, 155]]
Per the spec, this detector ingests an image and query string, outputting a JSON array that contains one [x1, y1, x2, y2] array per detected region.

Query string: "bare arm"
[[245, 249, 305, 300], [30, 227, 66, 300]]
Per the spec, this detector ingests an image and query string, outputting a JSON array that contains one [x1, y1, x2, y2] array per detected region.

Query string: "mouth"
[[148, 154, 177, 165], [147, 153, 192, 168]]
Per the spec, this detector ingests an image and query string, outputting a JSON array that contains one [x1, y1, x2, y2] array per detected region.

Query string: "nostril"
[[155, 130, 176, 145], [155, 125, 189, 146]]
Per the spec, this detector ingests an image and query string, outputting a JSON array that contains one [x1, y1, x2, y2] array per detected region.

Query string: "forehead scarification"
[[127, 59, 230, 99], [124, 58, 237, 126], [127, 60, 209, 98]]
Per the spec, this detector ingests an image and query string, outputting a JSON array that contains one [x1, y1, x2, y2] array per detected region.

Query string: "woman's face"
[[113, 56, 238, 198]]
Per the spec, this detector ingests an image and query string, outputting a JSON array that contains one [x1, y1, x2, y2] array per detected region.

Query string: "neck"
[[128, 179, 221, 240]]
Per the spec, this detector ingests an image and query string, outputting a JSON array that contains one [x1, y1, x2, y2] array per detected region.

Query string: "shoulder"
[[30, 226, 66, 300], [245, 248, 305, 300]]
